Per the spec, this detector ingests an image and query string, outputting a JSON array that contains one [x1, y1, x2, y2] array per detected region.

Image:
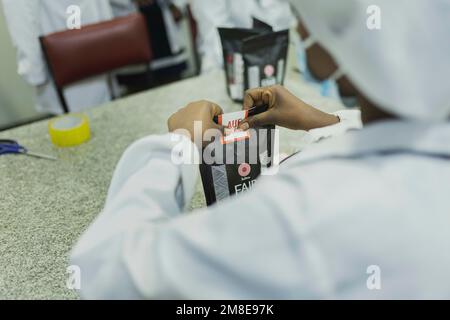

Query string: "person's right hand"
[[239, 85, 339, 131]]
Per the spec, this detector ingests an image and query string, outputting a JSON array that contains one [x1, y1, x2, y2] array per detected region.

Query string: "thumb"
[[239, 112, 271, 130]]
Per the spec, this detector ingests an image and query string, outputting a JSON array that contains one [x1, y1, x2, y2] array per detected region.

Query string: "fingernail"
[[240, 122, 249, 130]]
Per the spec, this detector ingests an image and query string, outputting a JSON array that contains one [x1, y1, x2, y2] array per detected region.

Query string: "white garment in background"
[[149, 0, 189, 71], [2, 0, 122, 114], [160, 0, 187, 55], [71, 110, 450, 299], [190, 0, 295, 73]]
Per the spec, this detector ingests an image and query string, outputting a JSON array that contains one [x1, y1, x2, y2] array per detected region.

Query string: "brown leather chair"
[[40, 13, 152, 113]]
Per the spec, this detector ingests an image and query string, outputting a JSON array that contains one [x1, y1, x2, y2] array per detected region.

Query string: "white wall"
[[0, 5, 39, 129]]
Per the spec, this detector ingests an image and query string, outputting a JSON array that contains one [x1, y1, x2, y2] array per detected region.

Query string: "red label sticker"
[[219, 110, 251, 144], [221, 130, 251, 144]]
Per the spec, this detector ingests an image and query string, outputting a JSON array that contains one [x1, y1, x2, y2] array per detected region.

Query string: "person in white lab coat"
[[2, 0, 133, 114], [136, 0, 189, 82], [71, 0, 450, 299], [190, 0, 295, 73]]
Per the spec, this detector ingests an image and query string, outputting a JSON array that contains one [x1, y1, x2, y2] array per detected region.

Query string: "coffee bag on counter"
[[243, 30, 289, 89], [218, 26, 289, 102], [218, 28, 260, 101]]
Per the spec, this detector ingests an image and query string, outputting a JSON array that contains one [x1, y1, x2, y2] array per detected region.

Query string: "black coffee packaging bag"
[[200, 106, 275, 206], [243, 30, 289, 89], [218, 28, 260, 101], [218, 26, 289, 102]]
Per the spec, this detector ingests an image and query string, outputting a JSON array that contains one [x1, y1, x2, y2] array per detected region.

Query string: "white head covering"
[[290, 0, 450, 120]]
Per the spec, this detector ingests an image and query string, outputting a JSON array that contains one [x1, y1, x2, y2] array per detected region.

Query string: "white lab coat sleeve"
[[190, 0, 233, 73], [157, 0, 184, 54], [2, 0, 47, 86], [306, 109, 363, 143], [71, 133, 328, 299], [70, 133, 200, 298]]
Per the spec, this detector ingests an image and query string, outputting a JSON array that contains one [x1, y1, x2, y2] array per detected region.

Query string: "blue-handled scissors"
[[0, 139, 57, 161]]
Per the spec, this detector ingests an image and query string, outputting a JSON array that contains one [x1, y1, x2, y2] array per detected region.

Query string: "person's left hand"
[[168, 101, 224, 147]]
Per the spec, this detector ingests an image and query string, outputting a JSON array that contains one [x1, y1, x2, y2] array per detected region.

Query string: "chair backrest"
[[40, 13, 152, 112]]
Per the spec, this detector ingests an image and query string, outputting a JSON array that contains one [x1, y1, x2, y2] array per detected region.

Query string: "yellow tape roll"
[[48, 114, 91, 147]]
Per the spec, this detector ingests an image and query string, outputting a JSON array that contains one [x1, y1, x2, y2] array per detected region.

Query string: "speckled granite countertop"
[[0, 67, 344, 299]]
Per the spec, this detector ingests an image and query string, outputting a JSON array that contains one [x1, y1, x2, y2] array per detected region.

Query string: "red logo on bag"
[[238, 163, 251, 177]]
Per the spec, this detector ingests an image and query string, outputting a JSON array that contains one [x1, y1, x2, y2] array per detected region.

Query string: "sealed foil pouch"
[[200, 108, 275, 206]]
